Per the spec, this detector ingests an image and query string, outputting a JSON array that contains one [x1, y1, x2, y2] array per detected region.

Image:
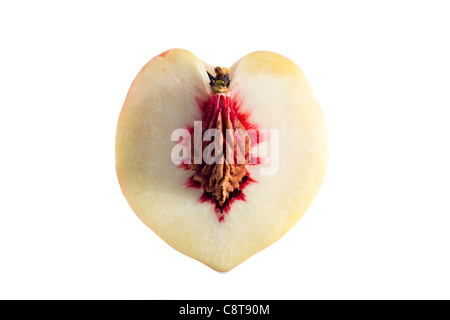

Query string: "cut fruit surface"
[[116, 49, 328, 271]]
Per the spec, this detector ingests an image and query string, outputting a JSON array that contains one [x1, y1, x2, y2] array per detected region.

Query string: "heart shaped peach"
[[116, 49, 328, 271]]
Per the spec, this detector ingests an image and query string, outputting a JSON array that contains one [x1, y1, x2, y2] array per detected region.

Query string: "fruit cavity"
[[186, 89, 258, 221]]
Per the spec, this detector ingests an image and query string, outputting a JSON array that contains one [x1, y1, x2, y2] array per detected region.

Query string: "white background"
[[1, 0, 449, 300]]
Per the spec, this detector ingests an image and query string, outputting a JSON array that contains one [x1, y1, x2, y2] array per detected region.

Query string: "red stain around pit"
[[199, 174, 256, 223], [180, 93, 261, 222]]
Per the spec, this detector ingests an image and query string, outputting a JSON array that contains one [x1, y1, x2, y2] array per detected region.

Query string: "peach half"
[[115, 49, 328, 271]]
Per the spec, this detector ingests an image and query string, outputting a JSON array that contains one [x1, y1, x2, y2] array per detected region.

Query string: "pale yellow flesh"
[[116, 49, 328, 271]]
